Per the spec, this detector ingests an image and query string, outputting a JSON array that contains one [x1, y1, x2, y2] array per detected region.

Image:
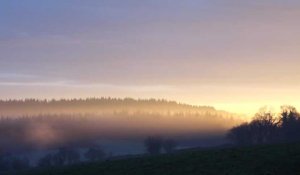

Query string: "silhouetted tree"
[[279, 106, 300, 142], [250, 108, 278, 144], [227, 123, 251, 145], [227, 107, 279, 145], [144, 136, 163, 154]]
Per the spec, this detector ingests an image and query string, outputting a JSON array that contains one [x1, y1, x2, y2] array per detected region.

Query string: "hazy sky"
[[1, 0, 300, 115]]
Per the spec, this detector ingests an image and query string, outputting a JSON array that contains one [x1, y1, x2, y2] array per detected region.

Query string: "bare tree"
[[250, 108, 278, 144], [227, 107, 279, 145]]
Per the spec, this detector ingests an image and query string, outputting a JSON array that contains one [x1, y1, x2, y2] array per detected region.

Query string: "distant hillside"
[[0, 98, 234, 117], [0, 98, 244, 153], [17, 142, 300, 175]]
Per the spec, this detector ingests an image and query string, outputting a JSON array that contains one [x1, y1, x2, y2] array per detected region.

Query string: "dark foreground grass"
[[15, 143, 300, 175]]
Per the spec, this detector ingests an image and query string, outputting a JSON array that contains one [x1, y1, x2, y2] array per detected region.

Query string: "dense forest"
[[0, 98, 220, 116]]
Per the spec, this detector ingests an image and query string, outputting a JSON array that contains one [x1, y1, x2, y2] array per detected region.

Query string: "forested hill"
[[0, 98, 233, 117], [0, 98, 243, 153]]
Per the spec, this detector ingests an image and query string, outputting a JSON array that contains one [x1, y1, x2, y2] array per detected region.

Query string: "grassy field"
[[15, 143, 300, 175]]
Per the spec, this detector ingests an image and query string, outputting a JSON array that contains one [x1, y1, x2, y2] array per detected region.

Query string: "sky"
[[1, 0, 300, 115]]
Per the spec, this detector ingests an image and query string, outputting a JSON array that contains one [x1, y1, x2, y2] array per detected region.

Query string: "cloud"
[[0, 79, 176, 92], [0, 73, 37, 79]]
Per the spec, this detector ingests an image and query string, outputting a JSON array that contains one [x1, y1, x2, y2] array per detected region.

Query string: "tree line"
[[227, 105, 300, 145], [0, 98, 229, 117], [0, 146, 107, 171]]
